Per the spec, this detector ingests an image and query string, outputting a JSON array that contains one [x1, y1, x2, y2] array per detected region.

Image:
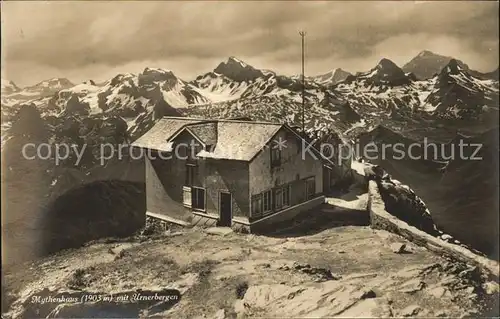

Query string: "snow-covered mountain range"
[[335, 57, 498, 124], [1, 79, 21, 95], [2, 50, 498, 258], [421, 59, 499, 119], [309, 68, 352, 86], [2, 78, 74, 105], [2, 50, 498, 143], [402, 50, 499, 81]]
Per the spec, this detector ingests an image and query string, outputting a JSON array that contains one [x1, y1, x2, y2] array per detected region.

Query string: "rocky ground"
[[2, 222, 498, 318]]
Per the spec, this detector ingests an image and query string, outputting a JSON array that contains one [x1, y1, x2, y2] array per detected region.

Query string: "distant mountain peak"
[[402, 51, 471, 80], [313, 68, 351, 85], [143, 67, 174, 75], [417, 50, 438, 57], [43, 77, 73, 84], [226, 56, 249, 67], [354, 58, 411, 86], [1, 78, 21, 94], [1, 78, 19, 87], [376, 58, 400, 71], [442, 59, 463, 75], [447, 58, 460, 67], [216, 56, 253, 71], [214, 56, 263, 82], [424, 57, 499, 119], [109, 73, 135, 86], [332, 68, 351, 77], [141, 67, 178, 82], [24, 77, 74, 93]]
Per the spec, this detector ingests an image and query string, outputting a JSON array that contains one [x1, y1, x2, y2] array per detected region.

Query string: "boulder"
[[363, 164, 386, 181], [399, 279, 426, 294], [390, 243, 407, 254], [400, 305, 421, 317], [482, 281, 499, 295], [440, 234, 453, 242], [359, 289, 377, 299], [213, 309, 226, 319], [428, 286, 448, 298]]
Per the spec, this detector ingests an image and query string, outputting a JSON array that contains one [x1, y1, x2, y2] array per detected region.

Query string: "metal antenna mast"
[[299, 30, 306, 135]]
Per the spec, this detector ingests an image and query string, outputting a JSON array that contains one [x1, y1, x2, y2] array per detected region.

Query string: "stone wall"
[[368, 180, 499, 280]]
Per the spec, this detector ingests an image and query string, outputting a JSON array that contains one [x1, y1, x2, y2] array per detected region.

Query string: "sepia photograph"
[[1, 1, 499, 318]]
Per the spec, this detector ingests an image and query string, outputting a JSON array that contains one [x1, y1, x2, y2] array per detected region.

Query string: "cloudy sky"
[[1, 1, 498, 87]]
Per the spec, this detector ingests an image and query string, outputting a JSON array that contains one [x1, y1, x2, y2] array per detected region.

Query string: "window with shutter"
[[183, 186, 192, 208]]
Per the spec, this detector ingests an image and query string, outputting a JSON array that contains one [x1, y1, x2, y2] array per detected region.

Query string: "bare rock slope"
[[3, 225, 498, 318]]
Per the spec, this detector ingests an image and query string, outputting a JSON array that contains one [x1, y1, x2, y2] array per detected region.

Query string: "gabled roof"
[[187, 122, 218, 146], [196, 121, 281, 161], [132, 116, 334, 164], [132, 118, 202, 151]]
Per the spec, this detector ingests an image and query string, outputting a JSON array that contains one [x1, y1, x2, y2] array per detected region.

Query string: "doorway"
[[218, 192, 232, 227]]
